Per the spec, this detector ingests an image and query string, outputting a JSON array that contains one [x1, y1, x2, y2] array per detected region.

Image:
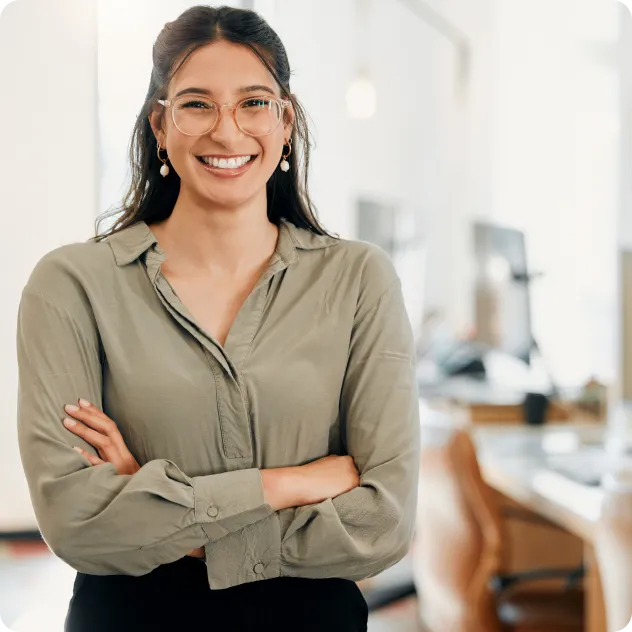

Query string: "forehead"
[[171, 40, 278, 96]]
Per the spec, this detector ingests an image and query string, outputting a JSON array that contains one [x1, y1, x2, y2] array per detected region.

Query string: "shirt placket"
[[143, 246, 290, 461]]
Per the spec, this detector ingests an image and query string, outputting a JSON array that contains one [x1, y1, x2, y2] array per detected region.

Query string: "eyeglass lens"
[[173, 96, 283, 136]]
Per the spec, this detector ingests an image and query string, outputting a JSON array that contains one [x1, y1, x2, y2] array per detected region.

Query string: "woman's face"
[[150, 40, 293, 210]]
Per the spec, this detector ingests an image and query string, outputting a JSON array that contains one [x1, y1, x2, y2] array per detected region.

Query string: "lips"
[[195, 154, 258, 178], [197, 155, 254, 169]]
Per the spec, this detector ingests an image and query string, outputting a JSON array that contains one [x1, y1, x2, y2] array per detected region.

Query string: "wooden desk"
[[472, 423, 607, 632]]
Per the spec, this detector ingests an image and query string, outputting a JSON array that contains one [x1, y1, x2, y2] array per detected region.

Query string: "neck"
[[149, 187, 279, 277]]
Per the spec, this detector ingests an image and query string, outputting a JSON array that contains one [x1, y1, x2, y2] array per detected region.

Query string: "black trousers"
[[64, 556, 368, 632]]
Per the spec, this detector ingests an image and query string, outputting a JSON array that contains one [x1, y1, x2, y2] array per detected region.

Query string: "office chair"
[[595, 481, 632, 632], [412, 427, 583, 632]]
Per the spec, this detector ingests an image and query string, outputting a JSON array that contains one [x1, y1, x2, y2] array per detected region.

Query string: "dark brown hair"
[[93, 5, 333, 241]]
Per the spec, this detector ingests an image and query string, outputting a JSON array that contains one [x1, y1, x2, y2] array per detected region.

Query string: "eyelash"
[[181, 100, 212, 110], [180, 97, 272, 109]]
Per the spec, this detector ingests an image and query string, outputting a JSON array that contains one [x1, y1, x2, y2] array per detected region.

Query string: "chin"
[[200, 189, 257, 210]]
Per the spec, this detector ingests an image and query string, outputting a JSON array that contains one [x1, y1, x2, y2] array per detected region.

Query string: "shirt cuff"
[[192, 467, 274, 541], [203, 512, 282, 589]]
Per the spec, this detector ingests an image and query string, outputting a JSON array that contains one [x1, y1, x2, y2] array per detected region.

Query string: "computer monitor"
[[473, 222, 534, 364]]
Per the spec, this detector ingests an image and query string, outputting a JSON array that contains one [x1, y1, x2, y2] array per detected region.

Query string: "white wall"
[[490, 0, 620, 386], [620, 3, 632, 251], [255, 0, 356, 237], [1, 0, 99, 530], [620, 3, 632, 264]]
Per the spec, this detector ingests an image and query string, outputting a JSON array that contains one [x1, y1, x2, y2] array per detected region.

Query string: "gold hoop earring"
[[280, 138, 292, 172], [157, 143, 170, 177]]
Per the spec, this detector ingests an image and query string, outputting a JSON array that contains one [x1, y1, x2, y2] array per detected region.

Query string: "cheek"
[[166, 136, 196, 171], [260, 137, 283, 171]]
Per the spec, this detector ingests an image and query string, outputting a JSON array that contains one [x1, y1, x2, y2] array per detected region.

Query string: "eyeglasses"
[[157, 94, 290, 138]]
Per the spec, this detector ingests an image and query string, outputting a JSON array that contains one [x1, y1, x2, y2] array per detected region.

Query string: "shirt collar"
[[106, 218, 339, 267]]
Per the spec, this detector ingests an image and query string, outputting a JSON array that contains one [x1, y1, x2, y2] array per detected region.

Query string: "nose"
[[209, 104, 244, 145]]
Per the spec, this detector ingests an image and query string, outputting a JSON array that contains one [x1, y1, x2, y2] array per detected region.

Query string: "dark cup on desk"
[[523, 392, 549, 425]]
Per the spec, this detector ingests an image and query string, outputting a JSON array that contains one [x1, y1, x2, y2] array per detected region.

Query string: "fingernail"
[[73, 446, 82, 453], [65, 404, 79, 413], [64, 418, 76, 427], [78, 399, 91, 407]]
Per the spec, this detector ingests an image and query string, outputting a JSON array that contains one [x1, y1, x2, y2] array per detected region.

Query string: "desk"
[[419, 374, 601, 425], [472, 423, 607, 632]]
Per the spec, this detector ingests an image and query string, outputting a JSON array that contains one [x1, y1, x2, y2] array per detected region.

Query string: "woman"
[[16, 6, 420, 632]]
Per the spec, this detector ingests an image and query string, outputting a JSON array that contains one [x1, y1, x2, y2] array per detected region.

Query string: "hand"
[[186, 547, 205, 558], [63, 399, 140, 476], [64, 400, 203, 559]]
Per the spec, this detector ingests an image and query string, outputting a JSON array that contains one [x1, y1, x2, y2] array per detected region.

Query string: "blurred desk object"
[[474, 424, 605, 542], [418, 373, 603, 425], [472, 423, 608, 632]]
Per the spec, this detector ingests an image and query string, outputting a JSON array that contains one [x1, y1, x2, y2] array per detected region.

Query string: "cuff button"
[[253, 563, 264, 574]]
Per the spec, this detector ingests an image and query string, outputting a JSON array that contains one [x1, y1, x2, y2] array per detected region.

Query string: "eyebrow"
[[173, 84, 276, 98]]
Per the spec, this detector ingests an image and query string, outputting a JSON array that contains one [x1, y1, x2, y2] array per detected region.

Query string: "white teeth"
[[200, 155, 252, 169]]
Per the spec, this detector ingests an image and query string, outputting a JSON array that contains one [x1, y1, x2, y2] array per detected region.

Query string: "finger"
[[73, 446, 106, 466], [77, 399, 113, 423], [63, 417, 113, 450], [64, 406, 126, 449], [65, 404, 116, 435]]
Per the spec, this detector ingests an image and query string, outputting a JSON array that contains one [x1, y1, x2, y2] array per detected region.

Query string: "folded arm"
[[277, 260, 421, 580], [16, 284, 274, 577]]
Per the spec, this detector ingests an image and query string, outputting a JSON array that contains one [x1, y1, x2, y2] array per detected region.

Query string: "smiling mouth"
[[196, 155, 256, 169]]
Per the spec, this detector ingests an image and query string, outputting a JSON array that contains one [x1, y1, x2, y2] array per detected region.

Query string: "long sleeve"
[[277, 249, 421, 580], [16, 287, 274, 577]]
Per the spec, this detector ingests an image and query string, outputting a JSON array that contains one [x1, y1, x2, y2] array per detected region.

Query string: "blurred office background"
[[1, 0, 631, 630]]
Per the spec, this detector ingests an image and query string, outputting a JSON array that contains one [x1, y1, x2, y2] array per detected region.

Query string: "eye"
[[242, 97, 272, 109], [180, 99, 214, 110]]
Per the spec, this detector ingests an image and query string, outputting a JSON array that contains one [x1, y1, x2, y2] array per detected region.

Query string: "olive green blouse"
[[16, 218, 420, 590]]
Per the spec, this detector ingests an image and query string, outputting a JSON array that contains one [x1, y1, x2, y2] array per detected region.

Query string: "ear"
[[148, 106, 166, 147]]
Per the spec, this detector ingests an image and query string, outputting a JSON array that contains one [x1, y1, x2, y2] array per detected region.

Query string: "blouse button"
[[207, 506, 219, 517], [253, 563, 264, 574]]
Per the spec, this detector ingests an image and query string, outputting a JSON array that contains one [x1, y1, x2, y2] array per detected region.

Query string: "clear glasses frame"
[[157, 94, 291, 138]]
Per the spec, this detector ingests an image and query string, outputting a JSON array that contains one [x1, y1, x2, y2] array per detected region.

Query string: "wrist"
[[261, 466, 305, 510]]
